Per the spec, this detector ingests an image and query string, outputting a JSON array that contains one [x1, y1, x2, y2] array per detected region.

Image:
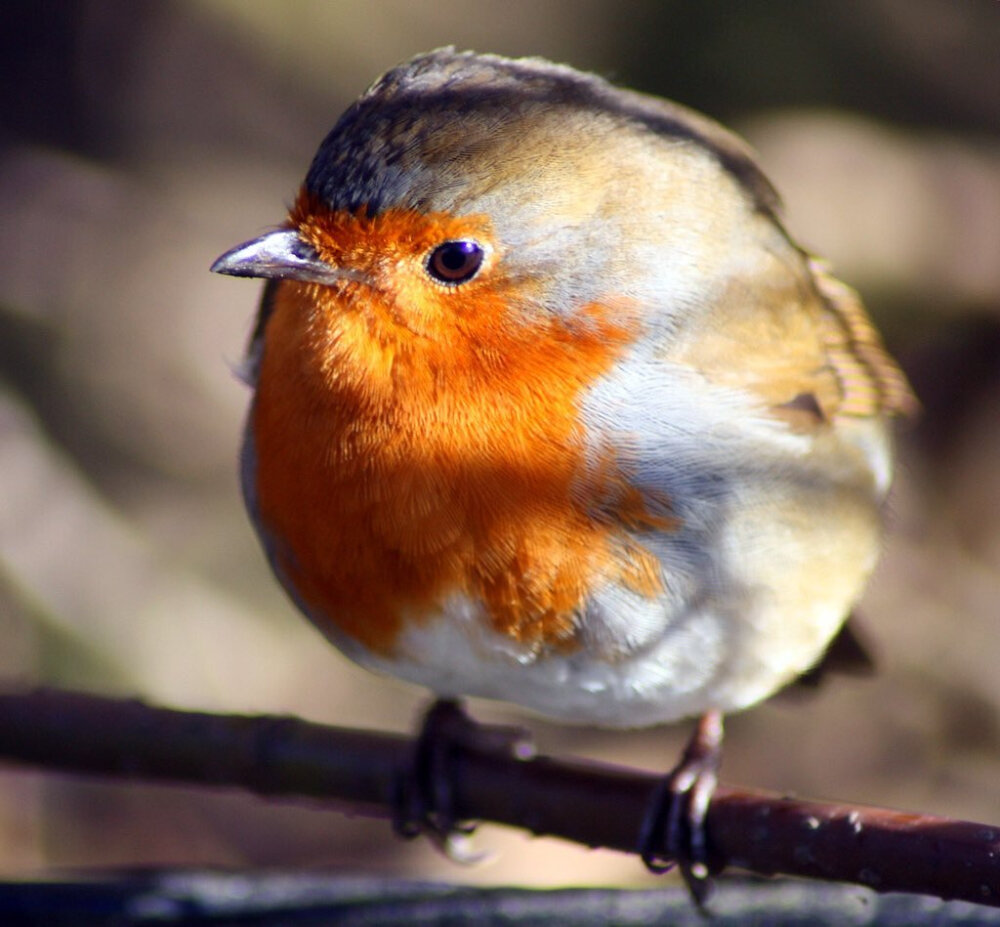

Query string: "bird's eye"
[[426, 240, 484, 285]]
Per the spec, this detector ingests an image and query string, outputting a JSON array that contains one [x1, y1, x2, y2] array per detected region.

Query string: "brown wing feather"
[[809, 259, 918, 420], [671, 251, 916, 432]]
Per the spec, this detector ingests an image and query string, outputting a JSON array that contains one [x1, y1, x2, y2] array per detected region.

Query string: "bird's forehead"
[[304, 90, 618, 221]]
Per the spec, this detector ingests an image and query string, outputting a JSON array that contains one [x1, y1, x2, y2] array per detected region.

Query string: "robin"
[[212, 48, 914, 893]]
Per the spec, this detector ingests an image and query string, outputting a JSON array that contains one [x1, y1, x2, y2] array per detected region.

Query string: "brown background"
[[1, 0, 998, 888]]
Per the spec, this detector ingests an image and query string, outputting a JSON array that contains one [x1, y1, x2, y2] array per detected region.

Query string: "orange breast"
[[250, 202, 662, 655]]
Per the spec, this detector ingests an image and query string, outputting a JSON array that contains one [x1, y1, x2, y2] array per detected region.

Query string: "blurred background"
[[1, 0, 998, 889]]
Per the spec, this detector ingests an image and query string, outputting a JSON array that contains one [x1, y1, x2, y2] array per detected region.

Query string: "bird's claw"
[[393, 698, 531, 863], [638, 709, 724, 906]]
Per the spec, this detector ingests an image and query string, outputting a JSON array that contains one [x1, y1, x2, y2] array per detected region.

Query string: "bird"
[[212, 48, 914, 893]]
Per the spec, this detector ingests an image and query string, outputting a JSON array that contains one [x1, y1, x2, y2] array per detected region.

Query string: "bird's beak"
[[211, 228, 365, 286]]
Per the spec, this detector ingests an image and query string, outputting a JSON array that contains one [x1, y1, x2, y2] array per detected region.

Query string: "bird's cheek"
[[375, 280, 446, 337]]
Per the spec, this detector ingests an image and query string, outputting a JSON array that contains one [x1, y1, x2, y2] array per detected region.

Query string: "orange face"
[[250, 193, 667, 655]]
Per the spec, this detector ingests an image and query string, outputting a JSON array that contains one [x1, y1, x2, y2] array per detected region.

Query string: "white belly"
[[340, 471, 882, 728]]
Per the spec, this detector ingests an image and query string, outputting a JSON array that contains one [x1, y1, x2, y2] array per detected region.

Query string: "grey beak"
[[211, 229, 364, 286]]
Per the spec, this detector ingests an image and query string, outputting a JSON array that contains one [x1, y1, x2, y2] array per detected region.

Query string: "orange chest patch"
[[249, 206, 662, 655]]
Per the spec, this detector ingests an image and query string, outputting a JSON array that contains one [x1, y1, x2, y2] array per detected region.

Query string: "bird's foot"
[[393, 698, 532, 863], [638, 709, 724, 906]]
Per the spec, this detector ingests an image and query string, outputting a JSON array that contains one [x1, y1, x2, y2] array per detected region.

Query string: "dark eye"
[[426, 240, 484, 285]]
